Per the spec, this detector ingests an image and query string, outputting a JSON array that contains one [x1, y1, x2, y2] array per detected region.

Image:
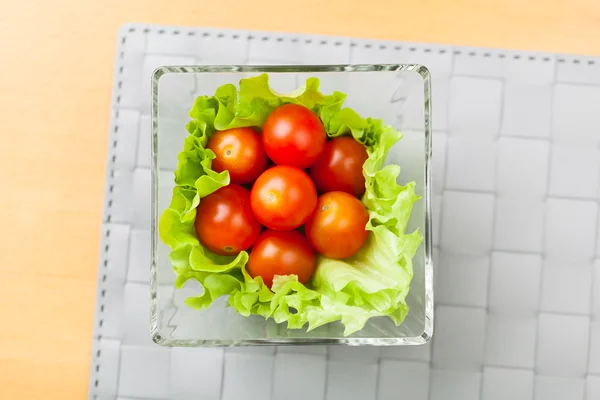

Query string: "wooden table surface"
[[0, 0, 599, 398]]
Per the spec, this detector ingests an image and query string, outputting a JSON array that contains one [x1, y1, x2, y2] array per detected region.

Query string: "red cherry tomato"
[[305, 191, 369, 259], [262, 104, 327, 169], [194, 184, 261, 256], [207, 127, 268, 184], [250, 165, 317, 231], [247, 230, 316, 288], [309, 136, 368, 197]]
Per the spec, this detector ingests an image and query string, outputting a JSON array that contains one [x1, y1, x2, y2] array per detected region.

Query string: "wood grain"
[[0, 0, 598, 398]]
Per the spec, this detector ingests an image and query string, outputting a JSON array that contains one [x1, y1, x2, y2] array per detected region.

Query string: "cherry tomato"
[[305, 191, 369, 259], [262, 104, 327, 169], [309, 136, 368, 197], [207, 127, 268, 184], [247, 230, 316, 288], [250, 165, 317, 231], [195, 184, 261, 256]]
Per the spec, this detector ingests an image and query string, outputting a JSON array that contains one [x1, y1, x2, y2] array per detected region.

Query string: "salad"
[[159, 74, 422, 336]]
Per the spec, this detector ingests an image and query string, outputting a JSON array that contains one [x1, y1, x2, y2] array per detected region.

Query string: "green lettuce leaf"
[[159, 73, 422, 336]]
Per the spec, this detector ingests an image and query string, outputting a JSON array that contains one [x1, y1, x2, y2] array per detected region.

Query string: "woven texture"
[[89, 23, 600, 400]]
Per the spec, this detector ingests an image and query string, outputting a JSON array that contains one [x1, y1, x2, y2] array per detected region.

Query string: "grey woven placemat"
[[89, 23, 600, 400]]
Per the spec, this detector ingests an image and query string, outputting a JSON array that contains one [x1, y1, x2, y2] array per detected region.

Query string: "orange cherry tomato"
[[305, 191, 369, 259], [207, 127, 268, 184]]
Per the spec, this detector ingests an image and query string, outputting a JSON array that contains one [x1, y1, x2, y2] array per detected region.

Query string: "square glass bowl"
[[150, 65, 432, 346]]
